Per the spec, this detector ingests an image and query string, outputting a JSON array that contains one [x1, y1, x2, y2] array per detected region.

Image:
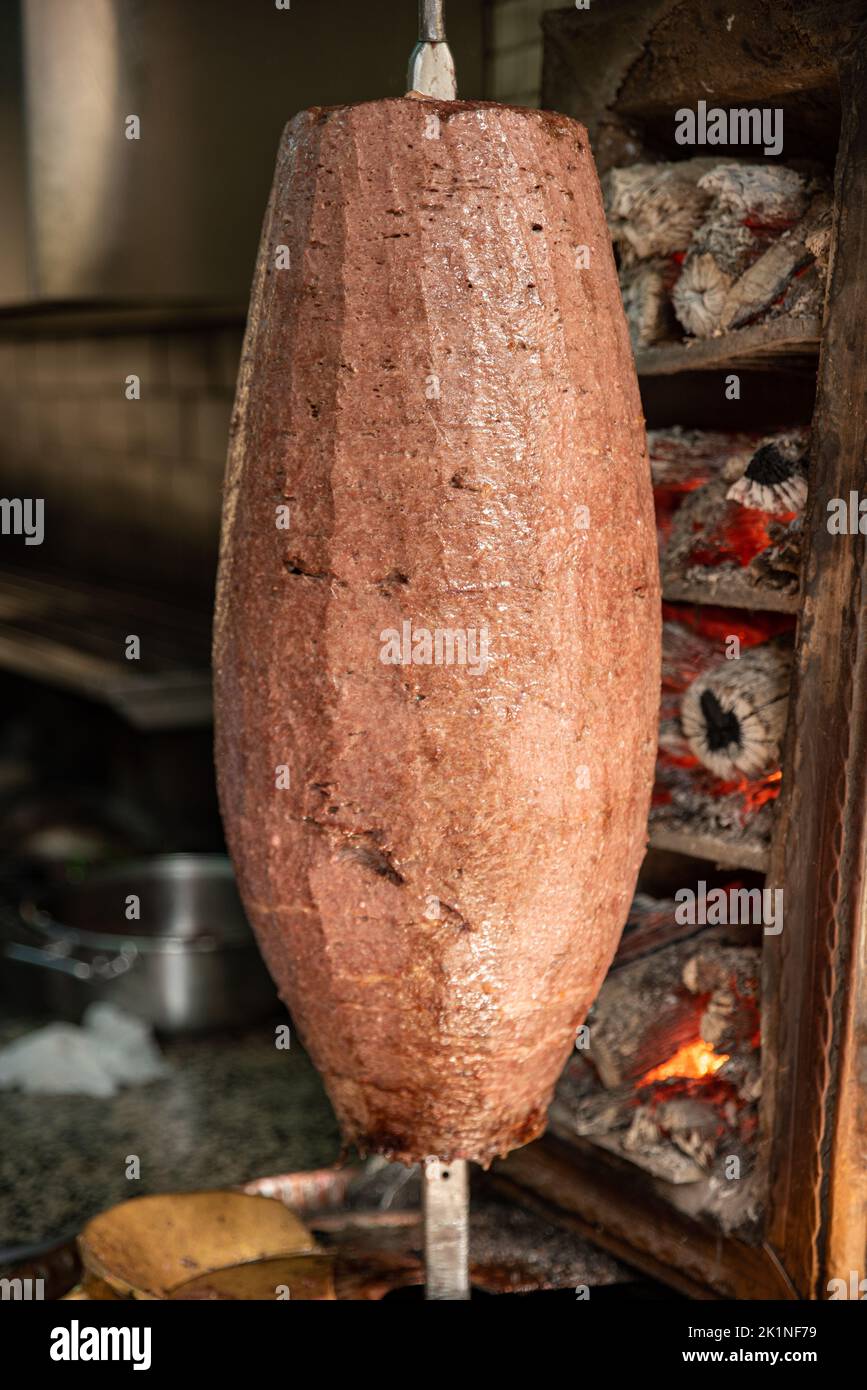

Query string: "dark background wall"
[[0, 1, 552, 598], [3, 0, 486, 305]]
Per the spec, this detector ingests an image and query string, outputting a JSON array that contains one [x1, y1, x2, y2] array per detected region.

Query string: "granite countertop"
[[0, 1013, 341, 1254]]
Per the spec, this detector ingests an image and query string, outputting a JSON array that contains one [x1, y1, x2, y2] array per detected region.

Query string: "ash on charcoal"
[[726, 430, 809, 514], [680, 640, 792, 781], [671, 251, 734, 338], [748, 515, 803, 592], [652, 614, 791, 863], [604, 159, 717, 260], [620, 258, 677, 347], [718, 194, 831, 332], [696, 163, 808, 225], [651, 763, 778, 862], [768, 261, 826, 322], [672, 214, 764, 338], [604, 157, 831, 346], [648, 428, 757, 490]]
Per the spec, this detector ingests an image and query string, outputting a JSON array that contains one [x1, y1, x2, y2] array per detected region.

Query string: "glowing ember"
[[688, 501, 796, 570], [714, 767, 783, 819], [640, 1039, 730, 1085], [656, 610, 790, 824], [653, 480, 707, 548], [661, 602, 794, 649], [748, 768, 783, 812]]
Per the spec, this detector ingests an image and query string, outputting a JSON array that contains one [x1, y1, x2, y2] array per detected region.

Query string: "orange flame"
[[640, 1039, 730, 1085], [714, 767, 783, 817]]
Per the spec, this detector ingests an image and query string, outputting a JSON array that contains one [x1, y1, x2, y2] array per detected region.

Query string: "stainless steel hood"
[[2, 0, 484, 307]]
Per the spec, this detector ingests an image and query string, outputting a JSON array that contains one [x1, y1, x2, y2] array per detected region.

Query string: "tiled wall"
[[0, 323, 243, 596], [486, 0, 550, 107]]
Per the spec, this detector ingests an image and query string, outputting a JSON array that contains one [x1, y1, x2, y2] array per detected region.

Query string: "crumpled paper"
[[0, 1003, 169, 1097]]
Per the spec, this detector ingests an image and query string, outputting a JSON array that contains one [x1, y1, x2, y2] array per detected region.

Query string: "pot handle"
[[3, 939, 138, 981]]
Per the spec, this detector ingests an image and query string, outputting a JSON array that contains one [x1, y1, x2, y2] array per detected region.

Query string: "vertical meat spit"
[[423, 1158, 470, 1300], [407, 1, 469, 1301], [214, 0, 658, 1310]]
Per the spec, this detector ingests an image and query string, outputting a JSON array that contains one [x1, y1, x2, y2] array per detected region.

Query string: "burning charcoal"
[[671, 251, 733, 337], [606, 159, 831, 344], [671, 214, 764, 338], [717, 1052, 762, 1105], [649, 428, 757, 559], [804, 213, 833, 273], [748, 515, 803, 592], [656, 1097, 721, 1171], [769, 262, 826, 322], [653, 612, 790, 860], [648, 428, 756, 490], [662, 468, 803, 605], [651, 765, 779, 860], [668, 166, 827, 338], [604, 158, 717, 259], [726, 430, 809, 513], [719, 193, 832, 332], [552, 932, 763, 1207], [696, 163, 809, 226], [586, 941, 709, 1088], [619, 257, 674, 348], [623, 1105, 663, 1153], [680, 640, 792, 780], [682, 944, 761, 1057]]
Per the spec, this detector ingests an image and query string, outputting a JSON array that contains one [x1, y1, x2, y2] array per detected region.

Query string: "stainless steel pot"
[[4, 855, 277, 1034]]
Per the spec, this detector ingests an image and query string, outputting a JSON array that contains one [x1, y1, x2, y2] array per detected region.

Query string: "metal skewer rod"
[[419, 0, 446, 42], [408, 0, 464, 1302], [407, 0, 457, 100], [422, 1157, 470, 1300]]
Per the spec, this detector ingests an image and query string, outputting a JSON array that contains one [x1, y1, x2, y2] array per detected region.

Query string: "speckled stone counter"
[[0, 1014, 341, 1253]]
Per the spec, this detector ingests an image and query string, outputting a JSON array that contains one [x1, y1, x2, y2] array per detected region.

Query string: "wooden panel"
[[648, 826, 769, 874], [540, 0, 855, 170], [761, 44, 867, 1298], [635, 321, 821, 377], [662, 574, 800, 616]]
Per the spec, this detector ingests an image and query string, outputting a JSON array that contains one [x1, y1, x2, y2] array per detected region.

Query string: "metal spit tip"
[[422, 1156, 470, 1300], [407, 0, 457, 100]]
